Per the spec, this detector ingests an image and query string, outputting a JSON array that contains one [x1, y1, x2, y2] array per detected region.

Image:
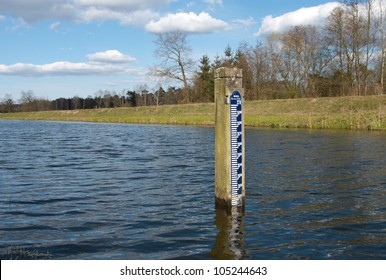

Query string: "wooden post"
[[215, 67, 245, 210]]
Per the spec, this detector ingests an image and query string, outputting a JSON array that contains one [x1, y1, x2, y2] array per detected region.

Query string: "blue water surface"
[[0, 120, 385, 259]]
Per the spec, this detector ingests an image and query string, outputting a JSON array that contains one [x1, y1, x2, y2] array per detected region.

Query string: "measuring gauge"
[[230, 91, 243, 207]]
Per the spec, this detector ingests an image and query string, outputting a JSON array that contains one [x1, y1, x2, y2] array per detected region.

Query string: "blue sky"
[[0, 0, 341, 101]]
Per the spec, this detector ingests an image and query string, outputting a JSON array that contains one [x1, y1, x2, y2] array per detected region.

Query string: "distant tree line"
[[0, 87, 192, 113], [1, 0, 385, 113], [157, 0, 386, 101], [191, 0, 386, 100]]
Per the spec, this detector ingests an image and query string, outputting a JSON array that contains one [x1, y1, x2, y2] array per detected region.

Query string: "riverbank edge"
[[1, 95, 385, 131]]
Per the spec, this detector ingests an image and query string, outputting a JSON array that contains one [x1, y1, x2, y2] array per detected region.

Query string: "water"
[[0, 120, 385, 259]]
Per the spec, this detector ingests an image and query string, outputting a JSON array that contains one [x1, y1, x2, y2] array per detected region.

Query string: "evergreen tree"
[[193, 55, 215, 102], [127, 91, 137, 107]]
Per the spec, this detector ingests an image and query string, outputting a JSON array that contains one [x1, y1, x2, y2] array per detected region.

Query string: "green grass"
[[0, 103, 215, 126], [244, 95, 386, 130], [1, 95, 385, 130]]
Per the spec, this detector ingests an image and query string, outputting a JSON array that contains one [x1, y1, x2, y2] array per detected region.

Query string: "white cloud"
[[0, 1, 77, 23], [255, 2, 340, 36], [0, 15, 5, 21], [87, 50, 136, 63], [203, 0, 223, 5], [79, 7, 158, 26], [0, 50, 136, 77], [0, 0, 171, 25], [49, 21, 61, 30], [75, 0, 172, 9], [0, 62, 117, 76], [146, 12, 229, 33], [79, 6, 123, 22], [233, 17, 257, 28]]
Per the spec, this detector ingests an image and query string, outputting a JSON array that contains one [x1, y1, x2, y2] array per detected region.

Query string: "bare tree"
[[363, 0, 378, 96], [246, 41, 275, 100], [153, 84, 165, 106], [135, 84, 150, 106], [19, 90, 36, 111], [1, 94, 14, 113], [234, 43, 255, 100], [268, 26, 328, 98], [346, 0, 363, 95], [325, 6, 349, 95], [152, 31, 194, 102], [377, 0, 386, 93], [73, 95, 81, 109], [324, 1, 378, 95]]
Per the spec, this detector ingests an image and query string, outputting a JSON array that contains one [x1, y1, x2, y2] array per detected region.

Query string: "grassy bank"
[[1, 95, 385, 130]]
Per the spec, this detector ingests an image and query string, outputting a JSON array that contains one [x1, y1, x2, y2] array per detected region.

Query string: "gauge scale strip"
[[230, 91, 243, 207]]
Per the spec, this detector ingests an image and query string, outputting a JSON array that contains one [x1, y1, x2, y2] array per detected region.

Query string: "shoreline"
[[1, 95, 385, 131]]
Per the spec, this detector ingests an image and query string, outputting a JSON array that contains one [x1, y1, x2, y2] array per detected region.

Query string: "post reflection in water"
[[210, 207, 246, 260]]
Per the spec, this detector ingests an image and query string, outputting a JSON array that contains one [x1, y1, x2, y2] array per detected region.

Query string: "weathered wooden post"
[[215, 67, 245, 210]]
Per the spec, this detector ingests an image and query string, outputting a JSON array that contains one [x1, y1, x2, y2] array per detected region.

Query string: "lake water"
[[0, 120, 385, 259]]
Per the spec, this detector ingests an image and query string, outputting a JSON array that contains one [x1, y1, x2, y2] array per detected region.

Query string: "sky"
[[0, 0, 342, 101]]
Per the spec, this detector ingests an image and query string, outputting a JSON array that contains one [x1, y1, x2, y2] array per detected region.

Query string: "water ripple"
[[1, 121, 385, 259]]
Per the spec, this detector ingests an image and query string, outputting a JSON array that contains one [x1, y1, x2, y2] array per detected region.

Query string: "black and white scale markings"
[[230, 91, 243, 207]]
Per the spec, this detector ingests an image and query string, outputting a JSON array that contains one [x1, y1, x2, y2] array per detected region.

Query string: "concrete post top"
[[215, 67, 243, 79]]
